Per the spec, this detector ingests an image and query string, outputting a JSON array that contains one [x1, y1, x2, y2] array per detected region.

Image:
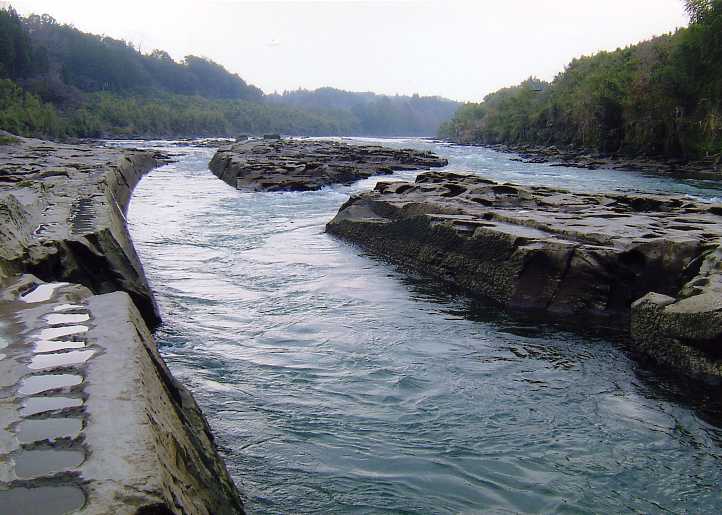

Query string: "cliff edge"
[[0, 135, 244, 514]]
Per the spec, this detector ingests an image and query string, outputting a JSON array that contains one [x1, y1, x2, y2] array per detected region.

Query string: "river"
[[125, 138, 722, 514]]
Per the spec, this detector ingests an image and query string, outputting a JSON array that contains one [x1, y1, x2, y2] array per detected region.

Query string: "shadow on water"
[[371, 249, 722, 431]]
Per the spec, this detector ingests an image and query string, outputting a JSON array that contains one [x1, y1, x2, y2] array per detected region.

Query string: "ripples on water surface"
[[126, 139, 722, 514]]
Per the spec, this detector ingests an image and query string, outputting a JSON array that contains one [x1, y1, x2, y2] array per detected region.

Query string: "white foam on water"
[[28, 350, 95, 370], [38, 325, 88, 340], [34, 340, 86, 354], [44, 313, 90, 326], [19, 283, 68, 304]]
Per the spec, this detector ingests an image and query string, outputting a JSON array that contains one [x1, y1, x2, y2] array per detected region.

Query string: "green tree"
[[0, 7, 33, 79], [441, 3, 722, 160], [685, 0, 717, 22]]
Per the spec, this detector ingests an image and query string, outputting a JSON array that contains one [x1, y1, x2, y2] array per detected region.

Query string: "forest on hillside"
[[268, 88, 459, 137], [0, 8, 456, 139], [439, 0, 722, 160]]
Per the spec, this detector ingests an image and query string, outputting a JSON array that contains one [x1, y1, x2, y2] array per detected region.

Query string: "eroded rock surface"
[[0, 277, 244, 514], [209, 138, 448, 191], [326, 171, 722, 378], [0, 135, 244, 512], [0, 135, 166, 327]]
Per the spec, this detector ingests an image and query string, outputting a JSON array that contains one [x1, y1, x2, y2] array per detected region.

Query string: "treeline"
[[0, 7, 457, 139], [0, 79, 360, 138], [21, 14, 263, 102], [268, 88, 459, 136], [440, 0, 722, 160], [0, 7, 315, 138], [1, 10, 262, 102]]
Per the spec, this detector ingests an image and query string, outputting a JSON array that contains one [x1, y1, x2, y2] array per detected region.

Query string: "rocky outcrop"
[[0, 136, 245, 513], [631, 247, 722, 377], [0, 277, 244, 514], [0, 135, 166, 327], [209, 138, 448, 191], [482, 143, 721, 178], [326, 171, 722, 379]]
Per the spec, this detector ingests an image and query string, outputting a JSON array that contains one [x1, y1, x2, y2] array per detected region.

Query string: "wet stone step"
[[16, 418, 83, 444], [44, 313, 90, 326], [28, 350, 94, 371], [14, 449, 85, 479], [0, 485, 85, 515], [33, 340, 86, 354], [18, 374, 83, 396], [52, 304, 85, 313], [19, 284, 69, 304], [37, 326, 89, 341], [20, 396, 83, 417]]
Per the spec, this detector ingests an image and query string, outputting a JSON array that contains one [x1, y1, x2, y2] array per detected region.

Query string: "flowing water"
[[126, 139, 722, 514]]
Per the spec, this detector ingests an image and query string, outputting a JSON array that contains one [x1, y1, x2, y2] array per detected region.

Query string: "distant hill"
[[18, 14, 263, 103], [268, 88, 459, 137], [0, 7, 456, 139]]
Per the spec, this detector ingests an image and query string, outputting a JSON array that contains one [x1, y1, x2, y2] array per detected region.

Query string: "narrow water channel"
[[127, 139, 722, 514]]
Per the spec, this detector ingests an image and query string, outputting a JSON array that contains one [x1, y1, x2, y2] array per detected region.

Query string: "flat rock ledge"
[[209, 138, 448, 191], [0, 134, 165, 327], [326, 171, 722, 380], [0, 135, 244, 513]]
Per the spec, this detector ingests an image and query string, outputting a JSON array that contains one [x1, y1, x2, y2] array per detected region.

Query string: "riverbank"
[[0, 134, 244, 513], [450, 141, 722, 179]]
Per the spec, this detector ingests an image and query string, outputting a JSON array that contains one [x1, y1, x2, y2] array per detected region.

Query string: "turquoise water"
[[127, 140, 722, 514]]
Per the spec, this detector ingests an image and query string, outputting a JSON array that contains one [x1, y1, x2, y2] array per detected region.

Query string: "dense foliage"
[[14, 11, 263, 102], [0, 78, 61, 136], [440, 1, 722, 159], [0, 78, 362, 138], [0, 7, 38, 79], [0, 7, 456, 139], [268, 88, 459, 136]]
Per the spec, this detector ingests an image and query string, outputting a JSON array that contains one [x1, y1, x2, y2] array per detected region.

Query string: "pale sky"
[[11, 0, 689, 102]]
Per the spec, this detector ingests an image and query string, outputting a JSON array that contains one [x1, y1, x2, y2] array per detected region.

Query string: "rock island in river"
[[326, 170, 722, 379], [209, 138, 448, 191]]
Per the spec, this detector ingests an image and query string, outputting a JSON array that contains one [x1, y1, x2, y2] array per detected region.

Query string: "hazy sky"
[[11, 0, 689, 102]]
